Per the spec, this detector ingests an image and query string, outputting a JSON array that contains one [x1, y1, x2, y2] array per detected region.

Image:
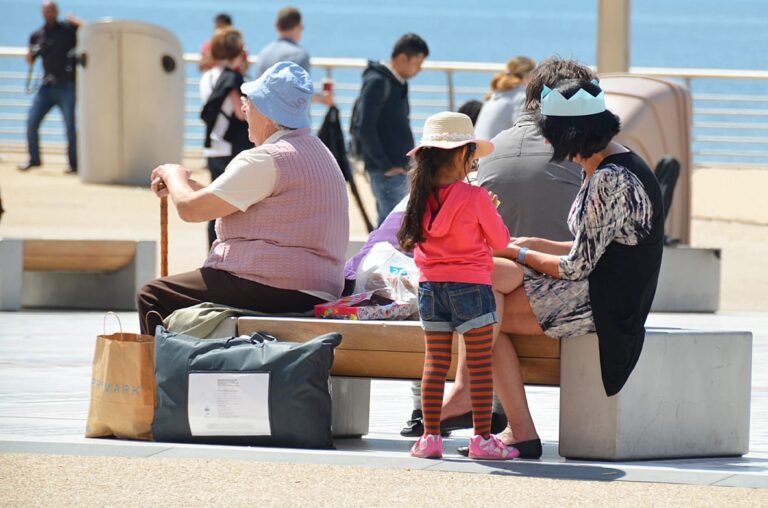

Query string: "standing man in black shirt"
[[19, 1, 82, 174]]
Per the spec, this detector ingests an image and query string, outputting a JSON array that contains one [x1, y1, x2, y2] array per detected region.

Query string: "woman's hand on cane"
[[151, 164, 191, 198], [151, 177, 168, 198]]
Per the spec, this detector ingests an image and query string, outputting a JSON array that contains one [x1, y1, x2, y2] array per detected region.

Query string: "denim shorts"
[[418, 282, 497, 334]]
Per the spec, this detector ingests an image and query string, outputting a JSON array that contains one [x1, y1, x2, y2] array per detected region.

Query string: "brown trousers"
[[137, 267, 324, 334]]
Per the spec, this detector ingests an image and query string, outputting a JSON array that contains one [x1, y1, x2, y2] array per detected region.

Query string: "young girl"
[[398, 112, 519, 460]]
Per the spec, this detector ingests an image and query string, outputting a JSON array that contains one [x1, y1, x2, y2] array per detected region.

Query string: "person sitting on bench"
[[362, 58, 595, 444], [455, 77, 665, 459], [138, 62, 349, 334]]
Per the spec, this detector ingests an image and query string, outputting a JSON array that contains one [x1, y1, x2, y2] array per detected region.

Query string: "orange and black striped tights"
[[420, 324, 494, 436]]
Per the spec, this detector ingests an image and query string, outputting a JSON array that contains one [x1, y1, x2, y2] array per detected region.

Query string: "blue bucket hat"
[[241, 61, 313, 129]]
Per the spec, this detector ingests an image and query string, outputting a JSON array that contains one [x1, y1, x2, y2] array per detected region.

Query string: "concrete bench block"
[[331, 377, 371, 438], [652, 245, 721, 312], [559, 329, 752, 460], [0, 239, 156, 311], [0, 238, 23, 310]]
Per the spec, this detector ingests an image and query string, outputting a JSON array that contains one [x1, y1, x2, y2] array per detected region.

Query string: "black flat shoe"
[[440, 411, 508, 434], [400, 409, 452, 437], [440, 411, 473, 433], [400, 409, 424, 437], [491, 412, 508, 434], [457, 438, 542, 459]]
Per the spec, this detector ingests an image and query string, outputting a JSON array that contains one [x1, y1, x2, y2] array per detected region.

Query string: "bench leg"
[[0, 239, 23, 310], [107, 240, 156, 310], [331, 377, 371, 438], [559, 331, 752, 460]]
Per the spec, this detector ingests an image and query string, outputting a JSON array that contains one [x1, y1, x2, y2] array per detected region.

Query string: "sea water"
[[1, 0, 765, 161]]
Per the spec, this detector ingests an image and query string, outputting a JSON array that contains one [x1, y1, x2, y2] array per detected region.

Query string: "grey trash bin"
[[77, 20, 184, 186]]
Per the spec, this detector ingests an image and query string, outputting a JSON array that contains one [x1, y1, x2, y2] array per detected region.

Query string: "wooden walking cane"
[[160, 196, 168, 277]]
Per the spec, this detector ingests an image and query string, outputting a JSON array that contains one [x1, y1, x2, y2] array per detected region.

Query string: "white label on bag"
[[187, 372, 271, 436]]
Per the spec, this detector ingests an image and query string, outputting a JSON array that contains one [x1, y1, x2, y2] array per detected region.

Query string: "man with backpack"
[[352, 33, 429, 225]]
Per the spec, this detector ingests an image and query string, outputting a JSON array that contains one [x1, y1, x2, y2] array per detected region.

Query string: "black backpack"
[[654, 156, 681, 245], [348, 76, 391, 161], [654, 156, 680, 222]]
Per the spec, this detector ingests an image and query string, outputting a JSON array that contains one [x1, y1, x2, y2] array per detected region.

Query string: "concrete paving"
[[1, 310, 767, 492]]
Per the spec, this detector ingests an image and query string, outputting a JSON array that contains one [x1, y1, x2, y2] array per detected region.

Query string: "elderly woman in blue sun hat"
[[456, 77, 666, 459], [138, 61, 349, 334]]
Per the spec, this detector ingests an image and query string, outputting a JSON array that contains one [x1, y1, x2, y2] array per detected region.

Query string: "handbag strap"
[[223, 332, 279, 347], [103, 311, 123, 335], [143, 310, 164, 337], [250, 332, 279, 343]]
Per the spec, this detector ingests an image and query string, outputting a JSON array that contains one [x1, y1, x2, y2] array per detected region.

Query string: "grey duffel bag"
[[152, 328, 341, 449]]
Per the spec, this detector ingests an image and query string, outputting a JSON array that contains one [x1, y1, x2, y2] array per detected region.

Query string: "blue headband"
[[541, 79, 606, 117]]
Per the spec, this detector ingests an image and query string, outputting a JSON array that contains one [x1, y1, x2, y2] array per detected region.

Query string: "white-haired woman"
[[138, 62, 349, 334]]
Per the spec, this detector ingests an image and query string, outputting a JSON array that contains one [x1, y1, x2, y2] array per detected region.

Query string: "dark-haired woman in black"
[[459, 78, 665, 459]]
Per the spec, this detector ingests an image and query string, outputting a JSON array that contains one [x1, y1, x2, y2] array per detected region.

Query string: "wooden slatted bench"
[[0, 238, 155, 310], [237, 317, 752, 460], [237, 317, 560, 384]]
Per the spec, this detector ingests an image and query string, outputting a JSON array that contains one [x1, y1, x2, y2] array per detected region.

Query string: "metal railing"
[[1, 45, 766, 167]]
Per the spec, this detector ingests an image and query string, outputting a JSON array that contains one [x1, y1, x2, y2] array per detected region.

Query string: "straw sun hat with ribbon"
[[407, 111, 494, 158]]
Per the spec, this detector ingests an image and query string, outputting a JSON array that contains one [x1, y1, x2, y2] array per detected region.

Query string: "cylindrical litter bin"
[[77, 20, 184, 186]]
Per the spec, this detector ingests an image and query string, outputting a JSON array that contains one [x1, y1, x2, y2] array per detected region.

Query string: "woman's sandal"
[[456, 438, 542, 459]]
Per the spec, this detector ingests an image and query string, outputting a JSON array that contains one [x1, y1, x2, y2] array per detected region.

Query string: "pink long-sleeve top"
[[414, 181, 510, 285]]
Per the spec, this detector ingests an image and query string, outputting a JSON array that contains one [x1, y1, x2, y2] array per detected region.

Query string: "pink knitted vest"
[[204, 128, 349, 297]]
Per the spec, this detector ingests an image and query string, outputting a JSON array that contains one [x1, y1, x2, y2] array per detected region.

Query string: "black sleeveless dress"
[[523, 150, 664, 396]]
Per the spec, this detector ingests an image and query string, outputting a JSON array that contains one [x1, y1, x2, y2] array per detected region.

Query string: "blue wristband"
[[517, 247, 529, 265]]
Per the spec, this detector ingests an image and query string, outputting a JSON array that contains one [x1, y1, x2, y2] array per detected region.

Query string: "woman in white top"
[[474, 56, 536, 140], [199, 27, 252, 247]]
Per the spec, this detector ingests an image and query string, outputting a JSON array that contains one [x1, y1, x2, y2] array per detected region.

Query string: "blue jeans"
[[418, 282, 497, 334], [26, 81, 77, 170], [367, 170, 408, 226]]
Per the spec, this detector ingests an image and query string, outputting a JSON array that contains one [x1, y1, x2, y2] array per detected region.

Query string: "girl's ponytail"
[[397, 147, 462, 252]]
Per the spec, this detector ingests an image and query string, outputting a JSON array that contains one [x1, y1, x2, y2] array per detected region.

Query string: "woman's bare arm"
[[494, 237, 572, 258], [519, 238, 572, 255], [151, 164, 239, 223]]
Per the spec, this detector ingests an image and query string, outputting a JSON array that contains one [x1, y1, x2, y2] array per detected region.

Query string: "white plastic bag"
[[354, 242, 419, 305]]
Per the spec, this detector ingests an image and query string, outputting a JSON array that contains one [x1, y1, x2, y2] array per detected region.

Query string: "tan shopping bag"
[[85, 313, 155, 440]]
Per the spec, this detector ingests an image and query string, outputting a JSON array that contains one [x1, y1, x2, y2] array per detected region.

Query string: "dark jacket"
[[317, 106, 352, 182], [356, 61, 413, 172]]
